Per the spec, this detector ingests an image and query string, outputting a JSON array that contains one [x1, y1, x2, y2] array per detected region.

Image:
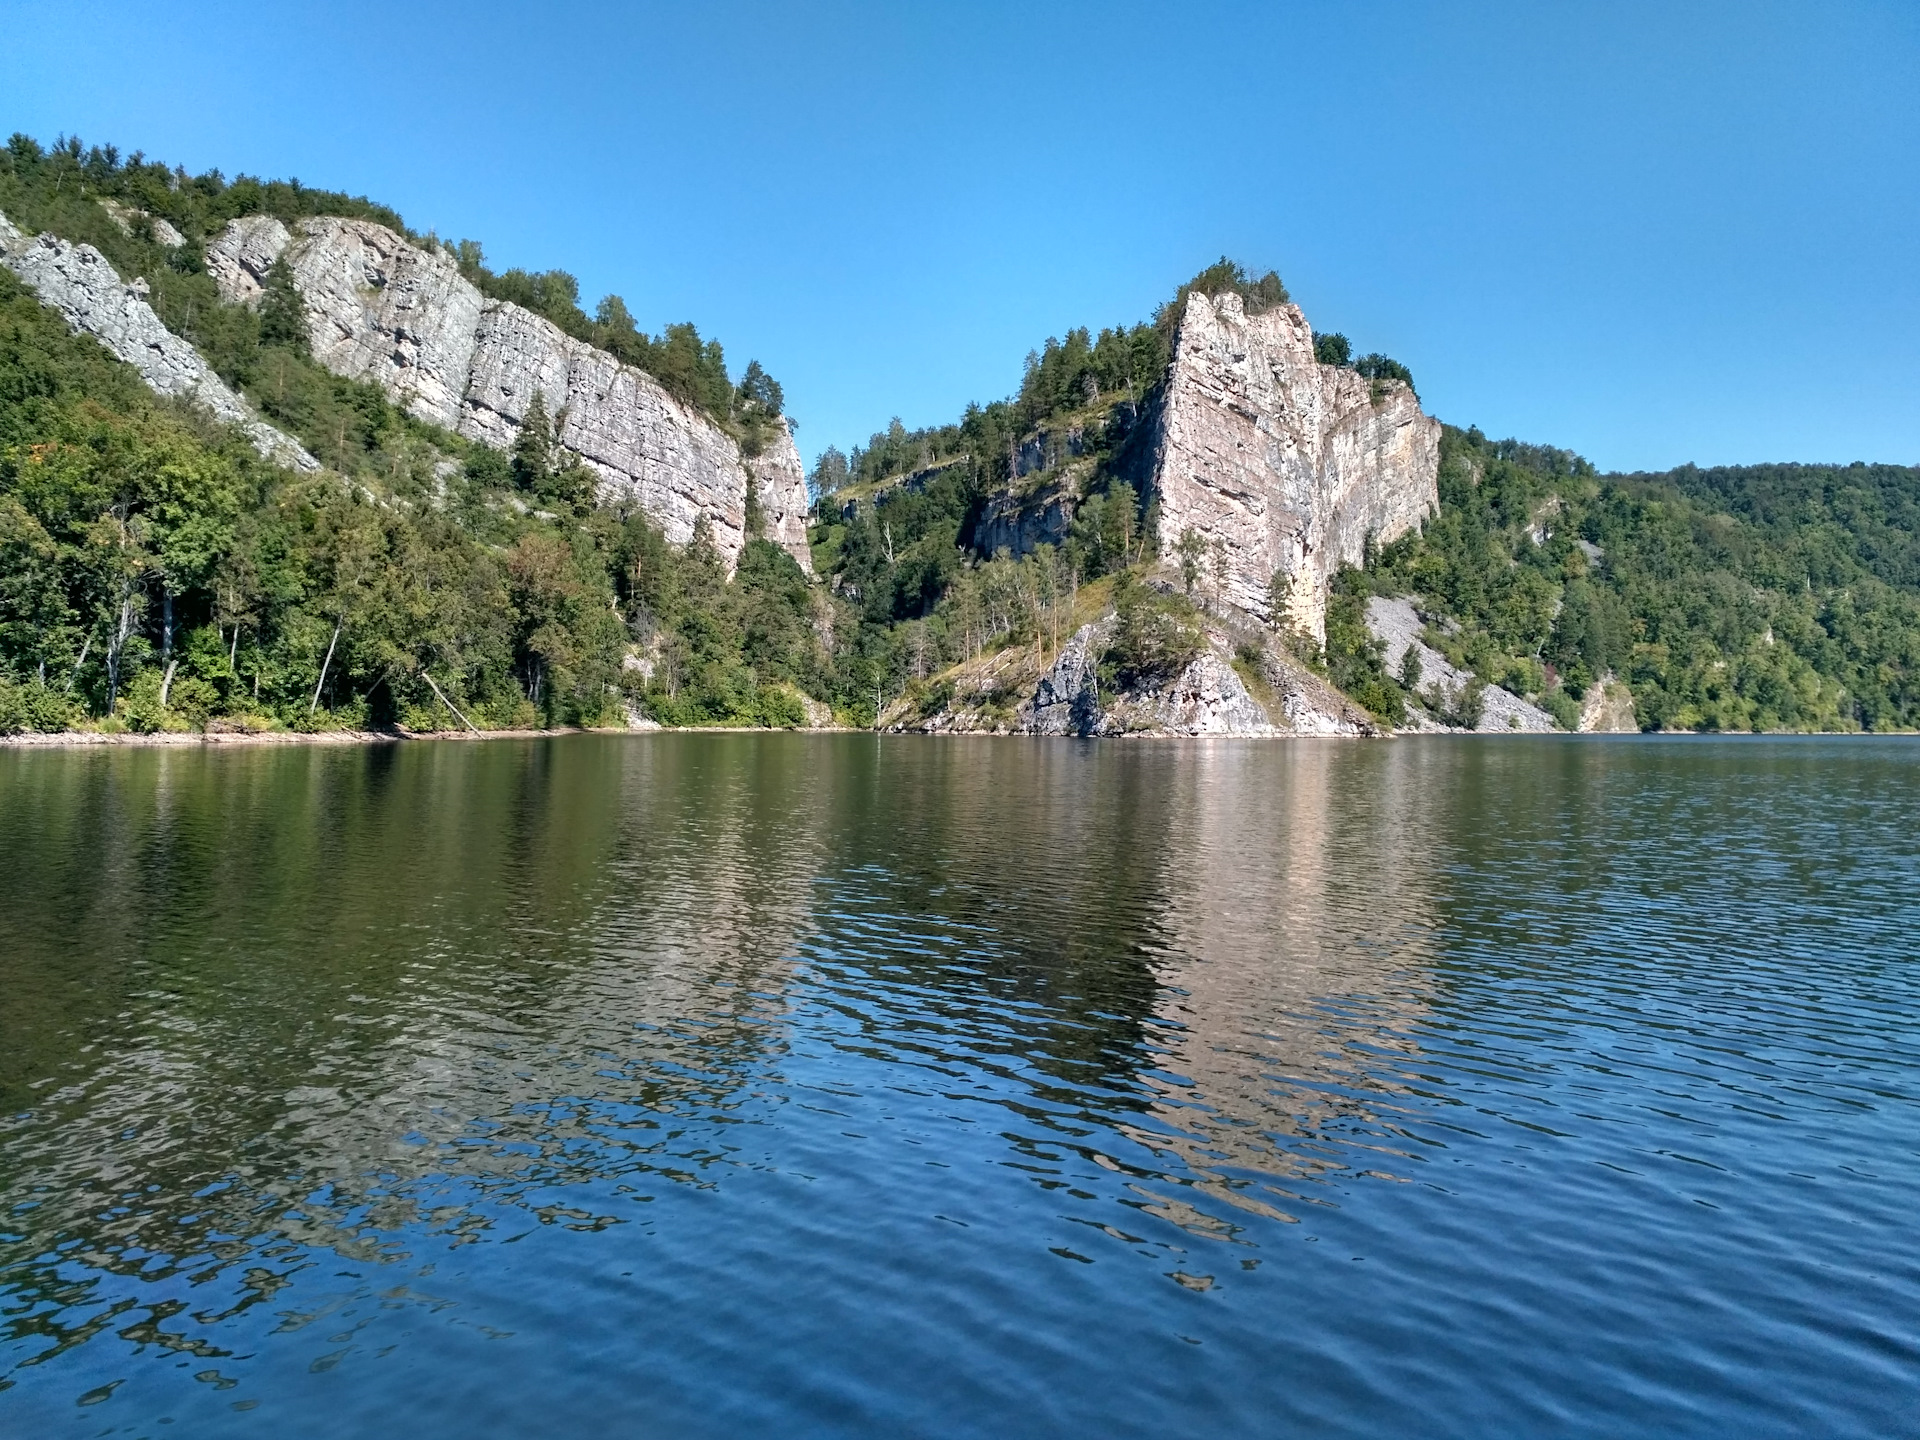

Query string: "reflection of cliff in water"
[[0, 738, 827, 1365], [3, 734, 1456, 1373], [1117, 742, 1443, 1235]]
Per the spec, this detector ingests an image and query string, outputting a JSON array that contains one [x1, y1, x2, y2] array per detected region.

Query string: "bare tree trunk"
[[158, 658, 178, 710], [311, 618, 341, 714], [422, 672, 480, 733], [161, 588, 173, 660], [105, 594, 134, 712], [66, 634, 91, 693]]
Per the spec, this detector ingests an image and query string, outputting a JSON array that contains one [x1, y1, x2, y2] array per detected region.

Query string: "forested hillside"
[[2, 131, 1916, 737], [0, 133, 832, 734], [1324, 432, 1920, 731]]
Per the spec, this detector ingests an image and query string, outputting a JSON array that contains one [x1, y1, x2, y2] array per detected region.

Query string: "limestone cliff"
[[0, 210, 319, 472], [206, 215, 811, 569], [1145, 291, 1439, 640]]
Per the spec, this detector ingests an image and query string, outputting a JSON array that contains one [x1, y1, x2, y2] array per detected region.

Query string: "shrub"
[[1103, 577, 1202, 689], [757, 684, 807, 729]]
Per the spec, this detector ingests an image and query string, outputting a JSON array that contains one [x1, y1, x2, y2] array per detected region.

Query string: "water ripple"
[[0, 734, 1915, 1437]]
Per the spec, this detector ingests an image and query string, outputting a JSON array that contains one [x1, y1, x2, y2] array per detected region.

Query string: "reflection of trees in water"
[[787, 738, 1177, 1081], [770, 740, 1446, 1245], [1, 735, 1456, 1379], [0, 738, 827, 1374]]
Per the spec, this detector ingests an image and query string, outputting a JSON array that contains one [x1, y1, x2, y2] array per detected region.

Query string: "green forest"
[[1322, 433, 1920, 732], [2, 132, 1917, 738]]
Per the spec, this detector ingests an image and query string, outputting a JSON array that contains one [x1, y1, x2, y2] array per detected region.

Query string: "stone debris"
[[1577, 674, 1638, 732], [1365, 595, 1558, 732]]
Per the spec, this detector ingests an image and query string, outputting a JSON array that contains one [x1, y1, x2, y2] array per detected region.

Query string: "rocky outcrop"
[[206, 216, 809, 569], [1146, 292, 1439, 640], [973, 478, 1075, 559], [100, 200, 185, 248], [1101, 649, 1280, 736], [1577, 675, 1638, 732], [1365, 596, 1558, 733], [1016, 623, 1330, 737], [1239, 642, 1378, 736], [1011, 421, 1089, 480], [0, 210, 319, 472], [888, 609, 1380, 738], [1019, 620, 1111, 734]]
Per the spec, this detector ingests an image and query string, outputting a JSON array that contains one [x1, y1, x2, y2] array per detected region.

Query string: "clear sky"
[[3, 0, 1915, 473]]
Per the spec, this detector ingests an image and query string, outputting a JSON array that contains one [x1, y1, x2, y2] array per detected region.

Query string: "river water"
[[0, 734, 1914, 1437]]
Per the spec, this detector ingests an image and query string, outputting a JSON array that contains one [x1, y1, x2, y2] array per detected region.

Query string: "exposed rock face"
[[1365, 596, 1557, 733], [206, 216, 810, 569], [203, 215, 292, 305], [100, 200, 185, 248], [1577, 675, 1638, 732], [1240, 642, 1377, 736], [973, 480, 1074, 559], [0, 210, 319, 472], [1147, 292, 1439, 640], [1019, 620, 1111, 735], [1017, 622, 1279, 737], [1102, 650, 1279, 736], [1011, 422, 1088, 480]]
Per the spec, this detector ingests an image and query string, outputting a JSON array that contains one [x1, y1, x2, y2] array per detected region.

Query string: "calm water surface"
[[0, 734, 1915, 1437]]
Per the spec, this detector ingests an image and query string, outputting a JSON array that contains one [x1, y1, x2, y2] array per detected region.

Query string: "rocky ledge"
[[892, 616, 1374, 739]]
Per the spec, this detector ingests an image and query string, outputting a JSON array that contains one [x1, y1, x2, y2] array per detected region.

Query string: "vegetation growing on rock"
[[2, 131, 1916, 738], [1325, 428, 1920, 731]]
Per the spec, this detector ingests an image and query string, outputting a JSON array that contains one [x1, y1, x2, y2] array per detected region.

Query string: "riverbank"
[[0, 722, 884, 748], [1, 723, 1883, 748], [0, 725, 594, 748]]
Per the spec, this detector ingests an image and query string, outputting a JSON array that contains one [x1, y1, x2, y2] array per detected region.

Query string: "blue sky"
[[4, 0, 1915, 472]]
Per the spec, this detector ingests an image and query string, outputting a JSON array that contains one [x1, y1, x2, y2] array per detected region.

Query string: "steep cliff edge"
[[0, 210, 319, 472], [206, 216, 810, 569], [1145, 291, 1439, 640]]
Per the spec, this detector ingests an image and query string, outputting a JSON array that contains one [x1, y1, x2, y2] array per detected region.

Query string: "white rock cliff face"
[[207, 216, 811, 569], [0, 210, 319, 472], [1147, 291, 1439, 640]]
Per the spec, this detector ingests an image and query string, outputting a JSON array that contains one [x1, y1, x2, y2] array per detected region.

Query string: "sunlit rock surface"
[[1145, 291, 1439, 640], [0, 209, 319, 471], [206, 215, 810, 569]]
